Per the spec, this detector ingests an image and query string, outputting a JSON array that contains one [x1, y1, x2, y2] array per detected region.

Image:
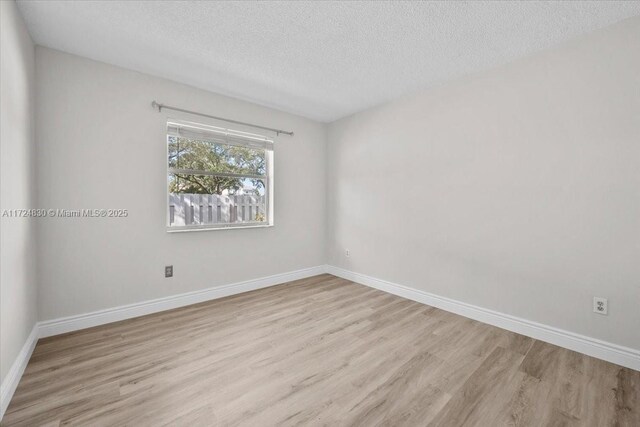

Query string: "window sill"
[[166, 224, 273, 233]]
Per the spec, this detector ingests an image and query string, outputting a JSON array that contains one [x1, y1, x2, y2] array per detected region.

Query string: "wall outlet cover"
[[593, 297, 607, 315]]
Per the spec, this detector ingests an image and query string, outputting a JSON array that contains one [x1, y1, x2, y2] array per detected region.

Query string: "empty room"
[[1, 0, 639, 425]]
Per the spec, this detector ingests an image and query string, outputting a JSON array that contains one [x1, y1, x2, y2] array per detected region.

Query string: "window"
[[167, 119, 273, 230]]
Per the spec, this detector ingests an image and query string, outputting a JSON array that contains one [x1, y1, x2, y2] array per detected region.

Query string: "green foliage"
[[168, 137, 265, 195]]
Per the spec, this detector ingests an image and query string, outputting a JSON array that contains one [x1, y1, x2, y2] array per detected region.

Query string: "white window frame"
[[166, 119, 274, 232]]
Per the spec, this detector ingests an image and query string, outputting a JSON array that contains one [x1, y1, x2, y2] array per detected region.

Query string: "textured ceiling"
[[17, 1, 640, 122]]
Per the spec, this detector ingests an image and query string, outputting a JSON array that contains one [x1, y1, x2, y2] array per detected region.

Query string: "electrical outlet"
[[165, 265, 173, 278], [345, 249, 350, 258], [593, 297, 607, 315]]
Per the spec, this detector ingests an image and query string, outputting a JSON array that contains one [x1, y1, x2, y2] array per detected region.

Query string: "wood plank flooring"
[[3, 274, 639, 426]]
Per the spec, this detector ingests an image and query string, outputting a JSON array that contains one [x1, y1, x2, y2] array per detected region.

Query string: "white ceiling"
[[17, 1, 640, 123]]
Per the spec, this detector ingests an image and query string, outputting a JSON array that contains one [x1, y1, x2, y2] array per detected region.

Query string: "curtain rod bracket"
[[151, 100, 293, 137]]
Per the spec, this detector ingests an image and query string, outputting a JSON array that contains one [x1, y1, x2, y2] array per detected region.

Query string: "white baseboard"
[[38, 265, 326, 338], [1, 324, 39, 420], [326, 265, 640, 371]]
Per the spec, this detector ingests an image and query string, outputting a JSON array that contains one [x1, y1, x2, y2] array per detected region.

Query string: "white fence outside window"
[[168, 193, 266, 227]]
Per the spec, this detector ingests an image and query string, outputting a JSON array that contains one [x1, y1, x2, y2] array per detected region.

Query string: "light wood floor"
[[3, 274, 639, 426]]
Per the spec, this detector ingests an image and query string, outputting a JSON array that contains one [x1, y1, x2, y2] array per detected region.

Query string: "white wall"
[[35, 48, 326, 320], [0, 0, 38, 382], [327, 17, 640, 350]]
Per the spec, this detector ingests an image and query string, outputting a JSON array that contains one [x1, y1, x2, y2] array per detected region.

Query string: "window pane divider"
[[169, 168, 265, 180]]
